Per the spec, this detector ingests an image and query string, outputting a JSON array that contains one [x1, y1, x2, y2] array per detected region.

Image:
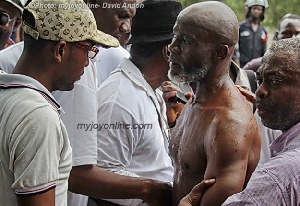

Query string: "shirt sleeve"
[[97, 101, 141, 176], [97, 101, 144, 206], [9, 106, 63, 195], [222, 168, 284, 205]]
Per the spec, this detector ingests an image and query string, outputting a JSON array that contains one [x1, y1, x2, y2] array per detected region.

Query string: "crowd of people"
[[0, 0, 300, 206]]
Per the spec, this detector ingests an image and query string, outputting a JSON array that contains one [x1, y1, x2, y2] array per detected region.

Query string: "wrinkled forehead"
[[259, 50, 300, 75]]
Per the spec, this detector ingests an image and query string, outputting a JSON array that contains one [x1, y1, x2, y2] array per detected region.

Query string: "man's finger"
[[191, 179, 216, 194], [178, 179, 215, 206], [161, 81, 172, 87], [236, 85, 256, 104]]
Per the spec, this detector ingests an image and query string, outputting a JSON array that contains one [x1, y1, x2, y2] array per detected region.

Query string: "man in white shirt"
[[0, 0, 118, 205], [95, 1, 182, 205]]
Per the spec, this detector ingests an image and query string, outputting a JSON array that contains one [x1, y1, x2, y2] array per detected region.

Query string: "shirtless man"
[[167, 2, 261, 205]]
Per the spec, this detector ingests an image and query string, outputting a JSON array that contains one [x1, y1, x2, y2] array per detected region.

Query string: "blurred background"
[[178, 0, 300, 47]]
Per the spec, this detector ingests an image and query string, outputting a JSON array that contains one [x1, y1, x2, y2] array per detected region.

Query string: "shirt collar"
[[270, 121, 300, 153], [119, 58, 152, 92], [230, 60, 251, 91], [0, 73, 62, 112], [119, 57, 159, 106]]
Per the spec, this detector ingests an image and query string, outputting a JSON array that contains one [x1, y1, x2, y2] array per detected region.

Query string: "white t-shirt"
[[97, 58, 174, 206], [0, 74, 72, 206], [0, 41, 98, 206]]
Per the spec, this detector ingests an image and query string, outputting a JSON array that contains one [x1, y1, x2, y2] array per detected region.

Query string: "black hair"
[[130, 39, 171, 63]]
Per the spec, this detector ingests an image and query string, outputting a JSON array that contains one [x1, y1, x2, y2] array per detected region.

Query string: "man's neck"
[[13, 54, 54, 92], [132, 58, 167, 91]]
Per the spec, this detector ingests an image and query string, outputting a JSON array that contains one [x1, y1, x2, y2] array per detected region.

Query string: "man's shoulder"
[[256, 149, 300, 187], [1, 88, 58, 117]]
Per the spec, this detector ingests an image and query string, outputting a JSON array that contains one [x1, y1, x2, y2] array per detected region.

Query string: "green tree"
[[178, 0, 300, 29]]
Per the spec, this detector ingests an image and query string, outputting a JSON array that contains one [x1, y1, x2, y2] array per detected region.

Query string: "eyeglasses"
[[75, 42, 99, 60], [0, 12, 15, 26]]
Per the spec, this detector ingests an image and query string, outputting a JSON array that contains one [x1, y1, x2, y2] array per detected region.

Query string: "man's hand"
[[236, 85, 256, 104], [162, 81, 192, 127], [144, 180, 173, 206], [178, 179, 216, 206]]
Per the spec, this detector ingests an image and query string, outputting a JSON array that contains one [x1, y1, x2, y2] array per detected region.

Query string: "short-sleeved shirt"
[[96, 58, 174, 206], [0, 73, 72, 206], [0, 41, 99, 206]]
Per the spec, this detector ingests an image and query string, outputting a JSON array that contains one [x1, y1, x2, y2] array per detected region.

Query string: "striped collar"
[[0, 73, 61, 112]]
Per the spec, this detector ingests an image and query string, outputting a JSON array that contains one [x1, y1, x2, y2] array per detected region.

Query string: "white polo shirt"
[[95, 45, 130, 87], [0, 73, 72, 206], [97, 58, 174, 206], [0, 41, 99, 206]]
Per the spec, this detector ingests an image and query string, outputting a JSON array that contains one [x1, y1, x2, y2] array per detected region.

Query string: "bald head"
[[177, 1, 238, 46]]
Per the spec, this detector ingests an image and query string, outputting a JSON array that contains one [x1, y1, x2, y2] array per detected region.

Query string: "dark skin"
[[249, 5, 264, 32], [68, 2, 173, 204], [256, 43, 300, 132], [179, 38, 300, 206], [275, 17, 300, 40], [70, 45, 174, 206], [162, 62, 245, 127], [178, 179, 216, 206], [0, 1, 21, 50], [13, 40, 89, 92], [168, 2, 261, 206], [86, 0, 136, 44], [12, 39, 90, 205]]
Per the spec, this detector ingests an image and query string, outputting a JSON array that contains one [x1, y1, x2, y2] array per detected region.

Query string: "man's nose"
[[255, 83, 269, 100], [168, 39, 180, 55]]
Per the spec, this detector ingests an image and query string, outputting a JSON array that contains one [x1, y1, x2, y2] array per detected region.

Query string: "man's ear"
[[162, 45, 170, 62], [214, 44, 229, 61], [13, 17, 21, 30], [54, 41, 67, 63]]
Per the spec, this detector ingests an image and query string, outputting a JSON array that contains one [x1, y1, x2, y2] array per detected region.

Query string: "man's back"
[[170, 79, 261, 205]]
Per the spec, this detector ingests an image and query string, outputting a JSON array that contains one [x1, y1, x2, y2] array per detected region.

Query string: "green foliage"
[[178, 0, 300, 29]]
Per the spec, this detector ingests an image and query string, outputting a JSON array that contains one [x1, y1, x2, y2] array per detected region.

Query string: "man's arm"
[[178, 179, 215, 206], [69, 164, 172, 204], [10, 104, 71, 206], [95, 99, 172, 206], [17, 189, 55, 206], [200, 112, 260, 206]]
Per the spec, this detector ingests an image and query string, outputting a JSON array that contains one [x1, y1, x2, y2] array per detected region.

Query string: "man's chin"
[[168, 70, 186, 84]]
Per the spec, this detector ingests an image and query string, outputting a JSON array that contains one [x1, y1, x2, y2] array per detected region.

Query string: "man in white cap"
[[0, 0, 118, 205]]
